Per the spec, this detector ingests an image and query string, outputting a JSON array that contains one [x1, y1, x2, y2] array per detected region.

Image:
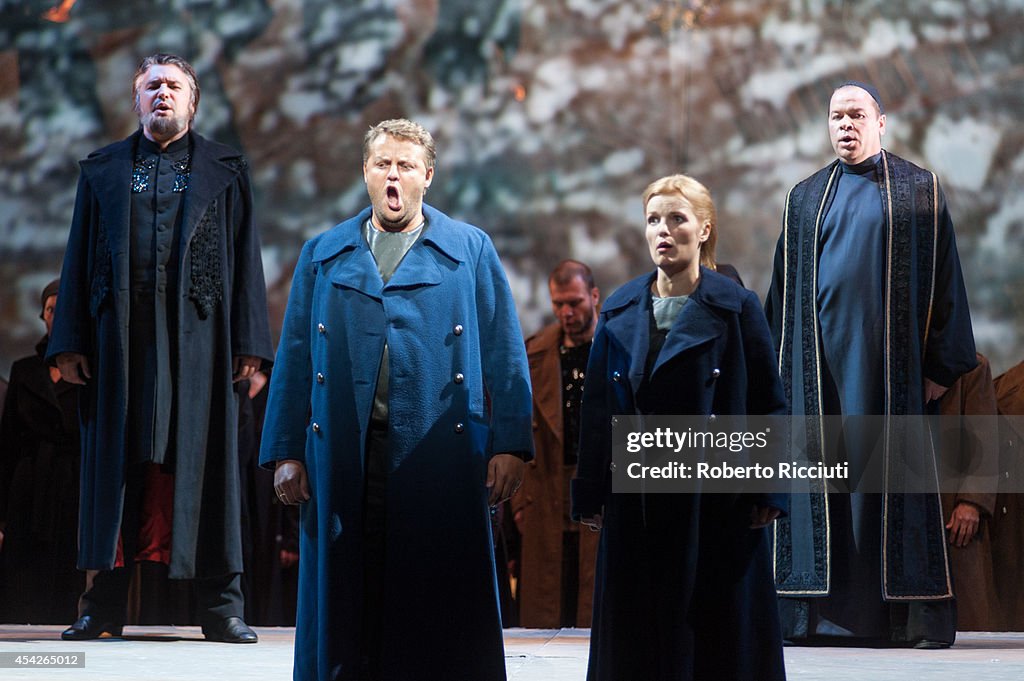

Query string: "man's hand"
[[233, 355, 261, 383], [924, 378, 949, 403], [580, 514, 603, 531], [486, 454, 524, 506], [750, 505, 783, 529], [56, 352, 91, 385], [946, 501, 981, 547], [279, 549, 299, 569], [274, 459, 311, 506]]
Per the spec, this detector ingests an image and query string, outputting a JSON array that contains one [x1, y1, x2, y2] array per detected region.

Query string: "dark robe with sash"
[[765, 150, 976, 643]]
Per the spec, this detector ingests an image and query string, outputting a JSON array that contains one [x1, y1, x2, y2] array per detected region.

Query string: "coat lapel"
[[600, 277, 651, 398], [527, 324, 563, 441], [180, 133, 240, 250], [328, 238, 384, 301], [385, 240, 444, 290], [652, 299, 725, 377], [79, 136, 134, 291]]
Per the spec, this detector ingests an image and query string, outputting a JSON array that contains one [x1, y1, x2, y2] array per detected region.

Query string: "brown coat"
[[993, 359, 1024, 630], [938, 354, 1000, 631], [513, 322, 599, 627]]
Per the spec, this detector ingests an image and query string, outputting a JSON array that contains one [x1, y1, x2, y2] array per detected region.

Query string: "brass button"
[[454, 373, 464, 384], [312, 422, 320, 433], [453, 324, 464, 336]]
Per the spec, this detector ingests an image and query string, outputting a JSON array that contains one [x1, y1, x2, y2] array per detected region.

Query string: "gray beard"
[[142, 112, 188, 140]]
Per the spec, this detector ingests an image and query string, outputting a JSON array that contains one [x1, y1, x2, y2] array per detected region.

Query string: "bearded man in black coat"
[[48, 53, 273, 643]]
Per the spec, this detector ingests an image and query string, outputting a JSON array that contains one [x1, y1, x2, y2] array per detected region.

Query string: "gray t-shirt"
[[652, 293, 689, 331], [363, 219, 426, 424]]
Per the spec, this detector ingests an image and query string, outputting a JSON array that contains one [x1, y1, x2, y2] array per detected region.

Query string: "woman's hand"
[[749, 505, 782, 529]]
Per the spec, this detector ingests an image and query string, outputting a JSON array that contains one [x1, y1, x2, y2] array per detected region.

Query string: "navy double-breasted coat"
[[259, 204, 533, 681], [572, 268, 788, 681], [47, 130, 273, 579]]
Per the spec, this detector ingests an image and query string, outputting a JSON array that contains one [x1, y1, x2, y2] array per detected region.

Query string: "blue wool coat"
[[47, 130, 273, 579], [260, 204, 533, 681], [571, 268, 788, 681]]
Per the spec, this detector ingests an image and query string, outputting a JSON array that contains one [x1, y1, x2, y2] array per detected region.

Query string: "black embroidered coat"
[[765, 150, 977, 600], [47, 130, 273, 579]]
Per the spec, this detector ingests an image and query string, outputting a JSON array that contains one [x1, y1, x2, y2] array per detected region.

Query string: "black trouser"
[[359, 420, 389, 680], [80, 567, 243, 627], [78, 463, 243, 626]]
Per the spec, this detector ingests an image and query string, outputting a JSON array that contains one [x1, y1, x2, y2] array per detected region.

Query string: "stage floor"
[[1, 626, 1024, 679]]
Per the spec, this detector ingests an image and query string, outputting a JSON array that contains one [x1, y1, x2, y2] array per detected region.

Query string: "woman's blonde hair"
[[642, 174, 717, 270]]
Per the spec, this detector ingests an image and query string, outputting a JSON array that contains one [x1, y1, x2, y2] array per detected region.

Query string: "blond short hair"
[[363, 119, 436, 169]]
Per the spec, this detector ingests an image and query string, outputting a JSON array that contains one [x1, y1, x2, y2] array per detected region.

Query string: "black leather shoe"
[[61, 616, 123, 641], [202, 616, 258, 643], [913, 639, 952, 650]]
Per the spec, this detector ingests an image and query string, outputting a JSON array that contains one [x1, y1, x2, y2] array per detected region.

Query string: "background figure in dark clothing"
[[48, 53, 273, 643], [0, 279, 84, 624], [237, 370, 298, 626]]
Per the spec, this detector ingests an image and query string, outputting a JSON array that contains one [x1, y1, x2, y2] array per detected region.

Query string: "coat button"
[[316, 373, 325, 384], [453, 324, 464, 336], [712, 368, 721, 378], [318, 323, 326, 334], [454, 373, 464, 384], [455, 422, 465, 433], [708, 414, 717, 423], [609, 462, 617, 472], [1004, 506, 1009, 515], [612, 371, 621, 382], [611, 416, 619, 426], [312, 422, 321, 433]]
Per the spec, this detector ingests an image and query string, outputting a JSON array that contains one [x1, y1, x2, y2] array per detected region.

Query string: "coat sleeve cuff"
[[571, 477, 605, 520]]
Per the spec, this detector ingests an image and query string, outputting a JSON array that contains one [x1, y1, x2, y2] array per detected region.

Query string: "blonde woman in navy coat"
[[572, 175, 788, 681]]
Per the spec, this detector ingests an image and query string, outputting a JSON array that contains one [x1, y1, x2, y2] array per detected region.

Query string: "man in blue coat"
[[261, 118, 533, 681], [48, 54, 273, 643]]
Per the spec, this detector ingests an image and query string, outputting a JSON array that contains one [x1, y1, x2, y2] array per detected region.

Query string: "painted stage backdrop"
[[1, 0, 1022, 377]]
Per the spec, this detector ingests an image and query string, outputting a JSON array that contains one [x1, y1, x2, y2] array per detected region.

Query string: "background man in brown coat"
[[938, 354, 1000, 631], [994, 360, 1024, 630], [514, 260, 600, 628]]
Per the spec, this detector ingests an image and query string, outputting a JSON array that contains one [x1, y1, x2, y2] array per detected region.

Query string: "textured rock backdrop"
[[1, 0, 1022, 377]]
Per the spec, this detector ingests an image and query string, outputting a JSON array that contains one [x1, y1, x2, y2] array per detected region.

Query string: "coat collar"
[[314, 203, 472, 300], [602, 267, 742, 385], [78, 130, 247, 254]]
